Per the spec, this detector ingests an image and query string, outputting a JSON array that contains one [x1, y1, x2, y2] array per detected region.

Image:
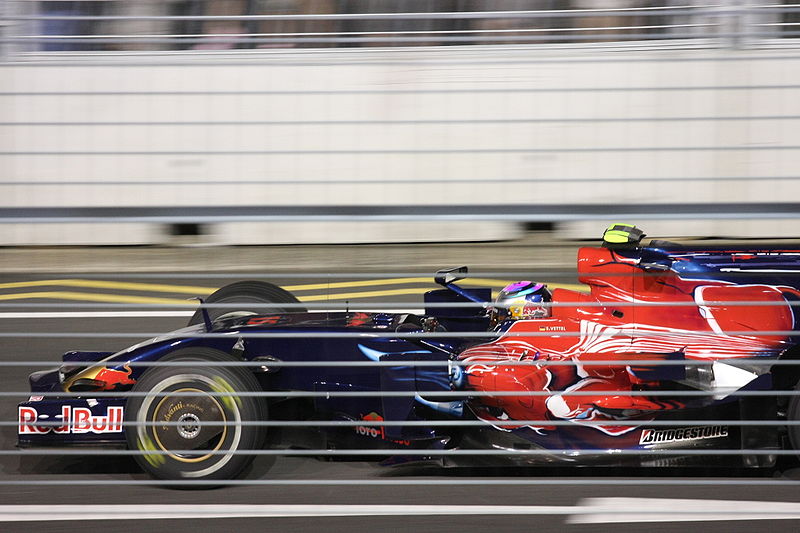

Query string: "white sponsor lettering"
[[355, 425, 382, 439], [639, 425, 728, 445], [18, 406, 123, 435]]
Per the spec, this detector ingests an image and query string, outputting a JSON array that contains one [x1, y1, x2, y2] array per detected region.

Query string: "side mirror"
[[434, 266, 469, 286]]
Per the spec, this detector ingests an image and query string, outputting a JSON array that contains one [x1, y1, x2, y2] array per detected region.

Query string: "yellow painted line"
[[0, 291, 192, 305], [52, 279, 213, 294], [0, 283, 588, 304], [0, 279, 69, 290], [283, 277, 431, 292], [290, 278, 586, 292], [297, 288, 431, 302], [0, 277, 434, 295], [0, 277, 585, 296], [56, 277, 439, 294], [297, 283, 587, 302], [0, 279, 215, 294], [0, 289, 425, 305], [0, 276, 588, 304], [292, 278, 586, 294]]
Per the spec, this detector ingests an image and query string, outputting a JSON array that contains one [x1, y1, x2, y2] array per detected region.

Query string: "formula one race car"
[[17, 225, 800, 480]]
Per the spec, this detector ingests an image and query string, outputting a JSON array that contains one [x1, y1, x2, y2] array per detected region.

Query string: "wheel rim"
[[151, 387, 228, 463]]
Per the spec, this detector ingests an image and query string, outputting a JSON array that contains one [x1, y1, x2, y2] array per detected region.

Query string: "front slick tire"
[[125, 348, 266, 481]]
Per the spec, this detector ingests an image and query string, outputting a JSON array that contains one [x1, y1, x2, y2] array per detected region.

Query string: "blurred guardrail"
[[1, 1, 800, 245]]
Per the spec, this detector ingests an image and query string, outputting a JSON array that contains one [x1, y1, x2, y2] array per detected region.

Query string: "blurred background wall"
[[1, 1, 799, 245]]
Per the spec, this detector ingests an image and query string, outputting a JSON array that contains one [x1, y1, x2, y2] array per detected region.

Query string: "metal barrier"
[[1, 2, 800, 244]]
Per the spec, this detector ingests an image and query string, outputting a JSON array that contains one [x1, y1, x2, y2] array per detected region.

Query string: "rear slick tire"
[[189, 280, 305, 326]]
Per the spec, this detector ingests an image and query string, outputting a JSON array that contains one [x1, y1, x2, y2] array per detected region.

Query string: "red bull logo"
[[94, 364, 136, 390], [18, 406, 123, 435]]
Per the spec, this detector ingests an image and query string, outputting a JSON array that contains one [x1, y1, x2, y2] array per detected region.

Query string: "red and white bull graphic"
[[18, 405, 123, 435], [92, 364, 136, 390]]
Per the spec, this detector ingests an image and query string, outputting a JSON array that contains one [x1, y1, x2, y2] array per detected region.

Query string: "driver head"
[[495, 281, 552, 320]]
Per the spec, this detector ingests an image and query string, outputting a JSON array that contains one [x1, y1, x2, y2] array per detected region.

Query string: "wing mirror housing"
[[434, 266, 469, 287]]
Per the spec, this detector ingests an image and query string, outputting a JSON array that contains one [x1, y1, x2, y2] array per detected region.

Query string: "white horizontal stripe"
[[720, 268, 800, 273], [3, 499, 800, 523], [0, 504, 572, 522], [571, 497, 800, 523], [0, 311, 194, 319], [0, 309, 422, 319]]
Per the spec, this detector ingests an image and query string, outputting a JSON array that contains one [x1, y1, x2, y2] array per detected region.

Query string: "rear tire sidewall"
[[124, 348, 266, 480], [189, 281, 305, 326]]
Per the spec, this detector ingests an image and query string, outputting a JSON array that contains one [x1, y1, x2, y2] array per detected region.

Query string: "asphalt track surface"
[[3, 274, 800, 532]]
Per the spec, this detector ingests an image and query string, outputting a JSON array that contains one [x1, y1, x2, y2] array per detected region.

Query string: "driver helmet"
[[495, 281, 552, 320]]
